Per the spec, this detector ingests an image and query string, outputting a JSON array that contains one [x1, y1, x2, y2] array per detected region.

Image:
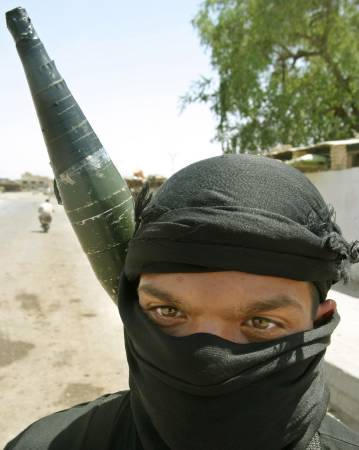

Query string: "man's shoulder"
[[5, 390, 131, 450], [319, 414, 359, 449]]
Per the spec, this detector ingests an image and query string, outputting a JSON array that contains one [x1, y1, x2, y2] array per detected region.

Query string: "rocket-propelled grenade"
[[6, 7, 135, 302]]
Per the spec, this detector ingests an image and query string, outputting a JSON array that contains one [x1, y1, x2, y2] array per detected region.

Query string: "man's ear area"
[[314, 299, 337, 326]]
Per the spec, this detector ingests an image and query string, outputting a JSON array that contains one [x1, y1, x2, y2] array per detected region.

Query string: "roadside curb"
[[325, 362, 359, 432]]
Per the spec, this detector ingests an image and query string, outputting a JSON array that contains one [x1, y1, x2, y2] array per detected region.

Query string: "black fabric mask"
[[118, 275, 339, 450]]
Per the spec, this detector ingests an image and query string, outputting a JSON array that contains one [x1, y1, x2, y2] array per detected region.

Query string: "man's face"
[[138, 271, 335, 344]]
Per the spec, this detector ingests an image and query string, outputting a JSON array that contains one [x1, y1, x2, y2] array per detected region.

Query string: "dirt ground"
[[0, 192, 129, 447]]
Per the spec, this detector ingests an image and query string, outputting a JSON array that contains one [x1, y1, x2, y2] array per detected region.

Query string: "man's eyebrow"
[[138, 285, 304, 313], [245, 296, 304, 314], [138, 284, 183, 306]]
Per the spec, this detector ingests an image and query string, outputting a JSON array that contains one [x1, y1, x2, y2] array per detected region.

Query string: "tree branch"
[[275, 44, 322, 68], [321, 52, 353, 96]]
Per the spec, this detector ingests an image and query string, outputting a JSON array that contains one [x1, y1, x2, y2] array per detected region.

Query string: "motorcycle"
[[39, 212, 52, 233]]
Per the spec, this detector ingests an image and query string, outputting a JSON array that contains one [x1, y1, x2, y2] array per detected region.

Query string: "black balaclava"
[[119, 155, 359, 450]]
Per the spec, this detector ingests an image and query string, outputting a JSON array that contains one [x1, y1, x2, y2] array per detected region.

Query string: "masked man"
[[6, 155, 359, 449]]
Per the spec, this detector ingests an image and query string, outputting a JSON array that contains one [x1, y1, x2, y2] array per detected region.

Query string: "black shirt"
[[5, 390, 359, 450]]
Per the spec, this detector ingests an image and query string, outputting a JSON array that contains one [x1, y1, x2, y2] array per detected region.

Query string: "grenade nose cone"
[[6, 7, 38, 42]]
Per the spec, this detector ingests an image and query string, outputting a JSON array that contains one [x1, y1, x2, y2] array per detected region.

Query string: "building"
[[20, 172, 53, 192], [125, 174, 166, 198], [0, 178, 22, 192], [266, 139, 359, 173]]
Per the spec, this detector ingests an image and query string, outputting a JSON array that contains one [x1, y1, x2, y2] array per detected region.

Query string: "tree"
[[184, 0, 359, 153]]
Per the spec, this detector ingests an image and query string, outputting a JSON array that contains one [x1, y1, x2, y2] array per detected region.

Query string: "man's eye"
[[154, 306, 184, 318], [246, 317, 277, 330]]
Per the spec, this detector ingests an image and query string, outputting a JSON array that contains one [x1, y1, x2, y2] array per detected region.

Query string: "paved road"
[[0, 192, 128, 447]]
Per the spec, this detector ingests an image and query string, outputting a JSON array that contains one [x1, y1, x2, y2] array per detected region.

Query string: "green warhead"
[[7, 7, 135, 302]]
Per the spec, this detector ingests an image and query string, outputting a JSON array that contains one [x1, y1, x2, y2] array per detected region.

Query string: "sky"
[[0, 0, 221, 180]]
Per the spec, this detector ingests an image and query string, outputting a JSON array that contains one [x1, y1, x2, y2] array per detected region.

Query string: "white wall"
[[306, 167, 359, 281]]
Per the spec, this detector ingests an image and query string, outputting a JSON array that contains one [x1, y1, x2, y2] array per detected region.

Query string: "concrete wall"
[[325, 362, 359, 432], [306, 167, 359, 281]]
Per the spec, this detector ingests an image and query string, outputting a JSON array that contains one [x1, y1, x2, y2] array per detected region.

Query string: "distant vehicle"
[[38, 199, 54, 233]]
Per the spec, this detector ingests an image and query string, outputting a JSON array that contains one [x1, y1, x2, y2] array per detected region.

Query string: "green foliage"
[[184, 0, 359, 153]]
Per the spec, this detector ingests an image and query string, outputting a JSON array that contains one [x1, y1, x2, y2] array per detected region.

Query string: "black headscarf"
[[125, 155, 359, 300], [119, 155, 358, 449]]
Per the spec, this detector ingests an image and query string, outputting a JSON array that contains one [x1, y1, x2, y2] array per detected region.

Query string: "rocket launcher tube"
[[7, 7, 135, 302]]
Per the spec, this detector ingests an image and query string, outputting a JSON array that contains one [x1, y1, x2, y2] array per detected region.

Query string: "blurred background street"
[[0, 193, 128, 447]]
